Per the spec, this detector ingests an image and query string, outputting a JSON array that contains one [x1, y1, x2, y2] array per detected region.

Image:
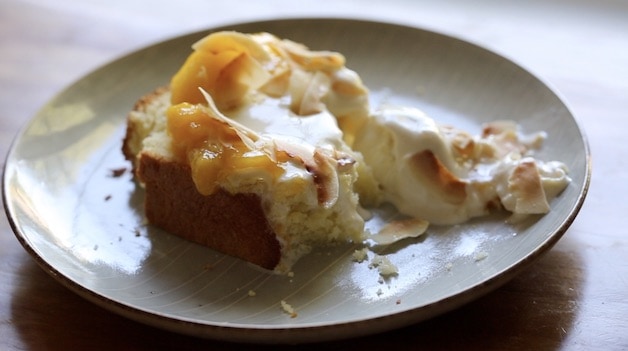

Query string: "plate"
[[2, 18, 590, 344]]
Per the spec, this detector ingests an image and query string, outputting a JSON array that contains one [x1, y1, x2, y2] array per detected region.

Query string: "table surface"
[[1, 0, 627, 350]]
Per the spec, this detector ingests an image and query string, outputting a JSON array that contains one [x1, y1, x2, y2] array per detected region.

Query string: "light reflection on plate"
[[3, 18, 590, 344]]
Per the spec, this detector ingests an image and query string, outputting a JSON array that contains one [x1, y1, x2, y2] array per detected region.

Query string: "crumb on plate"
[[369, 254, 398, 276], [352, 248, 369, 263], [281, 300, 297, 318], [474, 251, 489, 262], [109, 167, 127, 178]]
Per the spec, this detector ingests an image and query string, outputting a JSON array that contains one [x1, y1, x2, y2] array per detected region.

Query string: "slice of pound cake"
[[122, 31, 379, 272]]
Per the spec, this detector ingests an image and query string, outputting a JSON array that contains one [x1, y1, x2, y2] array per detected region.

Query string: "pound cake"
[[123, 31, 571, 273]]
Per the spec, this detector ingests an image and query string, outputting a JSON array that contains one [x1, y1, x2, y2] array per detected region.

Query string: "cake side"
[[138, 152, 282, 269]]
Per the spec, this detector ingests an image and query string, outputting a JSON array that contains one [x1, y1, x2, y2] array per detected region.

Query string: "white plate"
[[3, 18, 590, 344]]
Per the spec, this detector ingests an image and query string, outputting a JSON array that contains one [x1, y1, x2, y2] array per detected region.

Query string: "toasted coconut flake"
[[281, 39, 346, 71], [310, 148, 340, 209], [505, 158, 550, 214], [409, 150, 467, 205], [369, 218, 429, 245]]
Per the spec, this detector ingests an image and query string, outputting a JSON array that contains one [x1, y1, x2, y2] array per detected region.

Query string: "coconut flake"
[[369, 218, 429, 245]]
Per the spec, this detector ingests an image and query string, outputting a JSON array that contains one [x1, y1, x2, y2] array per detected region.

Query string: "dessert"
[[123, 31, 570, 273], [123, 31, 377, 272]]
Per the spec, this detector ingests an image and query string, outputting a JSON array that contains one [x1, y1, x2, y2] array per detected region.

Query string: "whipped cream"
[[354, 105, 571, 225]]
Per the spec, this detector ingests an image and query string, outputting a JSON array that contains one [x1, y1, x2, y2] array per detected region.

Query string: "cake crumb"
[[109, 167, 126, 178], [352, 248, 369, 263], [287, 271, 295, 278], [104, 194, 112, 201], [281, 300, 297, 318], [445, 262, 453, 271], [396, 299, 401, 305], [474, 251, 489, 262], [369, 255, 398, 276], [248, 290, 256, 297]]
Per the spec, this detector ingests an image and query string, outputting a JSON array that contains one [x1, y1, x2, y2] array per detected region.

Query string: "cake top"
[[165, 31, 373, 209]]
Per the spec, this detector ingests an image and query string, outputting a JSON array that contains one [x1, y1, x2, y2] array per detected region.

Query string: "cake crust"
[[137, 152, 282, 270]]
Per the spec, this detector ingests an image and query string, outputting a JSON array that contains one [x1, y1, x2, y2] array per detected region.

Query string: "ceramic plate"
[[3, 19, 590, 344]]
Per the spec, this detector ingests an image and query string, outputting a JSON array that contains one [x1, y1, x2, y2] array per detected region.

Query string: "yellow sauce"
[[170, 32, 272, 110], [165, 31, 371, 200], [166, 102, 283, 195]]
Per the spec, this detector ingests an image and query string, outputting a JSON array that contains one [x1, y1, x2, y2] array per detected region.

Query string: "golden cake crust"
[[122, 86, 169, 166], [138, 153, 282, 270]]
